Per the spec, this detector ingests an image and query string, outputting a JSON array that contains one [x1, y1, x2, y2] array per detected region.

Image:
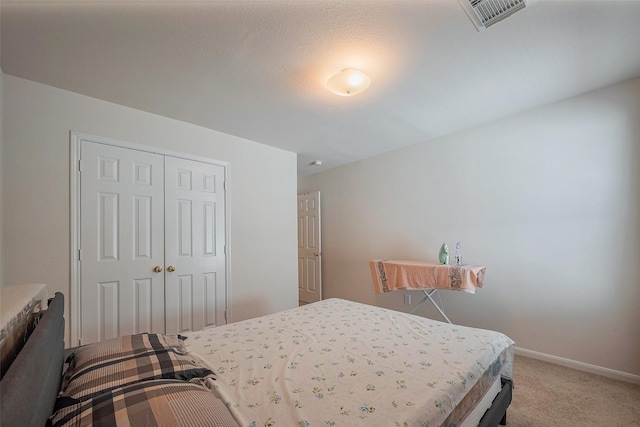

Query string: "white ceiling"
[[2, 1, 640, 176]]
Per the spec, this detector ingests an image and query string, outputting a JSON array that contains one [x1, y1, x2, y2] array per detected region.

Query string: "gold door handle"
[[153, 266, 163, 273], [314, 252, 319, 257], [167, 265, 176, 272]]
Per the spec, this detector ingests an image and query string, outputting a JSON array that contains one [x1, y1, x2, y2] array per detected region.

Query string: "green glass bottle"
[[439, 243, 449, 265]]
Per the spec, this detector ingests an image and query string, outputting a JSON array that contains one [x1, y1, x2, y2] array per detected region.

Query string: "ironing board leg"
[[409, 289, 452, 323]]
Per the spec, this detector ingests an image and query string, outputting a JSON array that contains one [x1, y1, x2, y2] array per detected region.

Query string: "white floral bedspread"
[[183, 298, 514, 427]]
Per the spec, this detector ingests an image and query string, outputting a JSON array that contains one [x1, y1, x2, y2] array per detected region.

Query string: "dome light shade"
[[326, 68, 371, 96]]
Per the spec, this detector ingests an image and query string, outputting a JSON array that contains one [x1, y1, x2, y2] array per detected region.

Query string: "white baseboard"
[[515, 347, 640, 385]]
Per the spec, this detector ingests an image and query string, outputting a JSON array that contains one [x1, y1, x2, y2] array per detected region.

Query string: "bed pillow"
[[60, 333, 215, 400], [51, 379, 238, 427]]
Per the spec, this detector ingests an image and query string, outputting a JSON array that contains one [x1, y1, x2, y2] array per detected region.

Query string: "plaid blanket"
[[51, 379, 237, 427], [60, 333, 214, 400], [51, 333, 235, 426]]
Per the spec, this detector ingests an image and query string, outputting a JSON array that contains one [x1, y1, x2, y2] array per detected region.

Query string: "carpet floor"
[[506, 355, 640, 426]]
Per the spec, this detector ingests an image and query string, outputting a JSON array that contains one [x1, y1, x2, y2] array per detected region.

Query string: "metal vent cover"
[[459, 0, 533, 31]]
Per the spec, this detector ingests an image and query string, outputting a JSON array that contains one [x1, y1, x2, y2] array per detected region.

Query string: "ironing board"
[[369, 260, 486, 323]]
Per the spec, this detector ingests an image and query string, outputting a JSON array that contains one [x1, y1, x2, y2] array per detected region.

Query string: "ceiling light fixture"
[[326, 68, 371, 96]]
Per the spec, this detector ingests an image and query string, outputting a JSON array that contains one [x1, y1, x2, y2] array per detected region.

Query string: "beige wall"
[[299, 76, 640, 378], [1, 74, 298, 340]]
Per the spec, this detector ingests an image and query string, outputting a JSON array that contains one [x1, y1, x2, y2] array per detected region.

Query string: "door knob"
[[167, 265, 176, 272], [314, 252, 319, 256], [153, 266, 163, 273]]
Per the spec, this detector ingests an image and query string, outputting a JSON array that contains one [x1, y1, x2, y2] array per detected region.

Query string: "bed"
[[183, 298, 514, 427], [0, 293, 513, 427]]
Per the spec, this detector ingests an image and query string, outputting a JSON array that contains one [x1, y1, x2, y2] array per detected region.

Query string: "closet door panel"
[[80, 142, 165, 345], [164, 156, 226, 333]]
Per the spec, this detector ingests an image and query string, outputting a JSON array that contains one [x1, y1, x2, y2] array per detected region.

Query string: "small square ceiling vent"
[[459, 0, 534, 31]]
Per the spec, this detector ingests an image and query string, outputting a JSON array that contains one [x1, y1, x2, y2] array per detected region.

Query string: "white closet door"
[[164, 156, 226, 333], [80, 142, 165, 344]]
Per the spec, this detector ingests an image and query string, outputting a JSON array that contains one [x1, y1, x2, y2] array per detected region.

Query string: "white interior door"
[[77, 137, 227, 345], [298, 191, 322, 304], [80, 142, 165, 344], [164, 157, 227, 333]]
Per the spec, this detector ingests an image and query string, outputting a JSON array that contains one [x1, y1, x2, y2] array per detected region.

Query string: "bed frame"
[[0, 292, 511, 426], [480, 378, 512, 426]]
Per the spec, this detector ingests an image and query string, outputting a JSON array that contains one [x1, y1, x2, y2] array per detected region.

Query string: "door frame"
[[70, 132, 231, 346]]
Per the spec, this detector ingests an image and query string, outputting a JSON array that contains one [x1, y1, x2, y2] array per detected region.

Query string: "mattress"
[[183, 298, 514, 427]]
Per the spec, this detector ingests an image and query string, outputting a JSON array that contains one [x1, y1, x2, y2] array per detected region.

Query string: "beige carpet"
[[507, 355, 640, 426]]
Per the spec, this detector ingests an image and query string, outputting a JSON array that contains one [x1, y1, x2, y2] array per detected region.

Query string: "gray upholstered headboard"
[[0, 292, 65, 427]]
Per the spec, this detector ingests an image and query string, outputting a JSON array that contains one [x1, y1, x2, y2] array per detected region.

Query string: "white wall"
[[299, 76, 640, 377], [1, 74, 298, 341]]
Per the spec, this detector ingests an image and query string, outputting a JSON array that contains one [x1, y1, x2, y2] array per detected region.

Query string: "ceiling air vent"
[[459, 0, 534, 31]]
